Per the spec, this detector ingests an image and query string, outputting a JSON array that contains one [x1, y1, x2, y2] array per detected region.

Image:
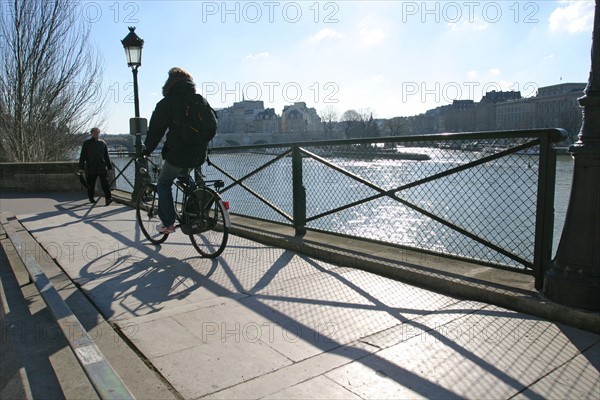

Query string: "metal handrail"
[[208, 128, 566, 151]]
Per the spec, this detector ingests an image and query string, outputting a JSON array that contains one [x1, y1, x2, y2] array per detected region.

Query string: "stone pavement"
[[1, 191, 599, 399]]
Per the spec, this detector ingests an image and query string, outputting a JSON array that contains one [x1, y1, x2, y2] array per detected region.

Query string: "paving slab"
[[515, 342, 600, 399], [262, 375, 361, 399]]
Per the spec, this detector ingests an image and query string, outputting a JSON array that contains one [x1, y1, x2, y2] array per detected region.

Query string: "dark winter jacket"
[[79, 137, 112, 174], [144, 79, 209, 168]]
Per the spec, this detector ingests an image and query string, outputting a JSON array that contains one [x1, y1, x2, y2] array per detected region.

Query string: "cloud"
[[309, 28, 344, 43], [359, 27, 385, 46], [245, 52, 269, 61], [549, 1, 594, 33], [357, 17, 387, 46], [448, 18, 489, 33], [496, 80, 517, 91], [466, 69, 500, 79]]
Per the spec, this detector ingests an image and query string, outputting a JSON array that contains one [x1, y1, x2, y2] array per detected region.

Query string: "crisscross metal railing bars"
[[108, 152, 162, 191], [204, 129, 566, 287]]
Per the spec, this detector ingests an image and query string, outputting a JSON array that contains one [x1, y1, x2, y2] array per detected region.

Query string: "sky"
[[78, 0, 595, 134]]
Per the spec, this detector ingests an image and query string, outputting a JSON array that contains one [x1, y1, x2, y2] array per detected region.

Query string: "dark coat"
[[144, 79, 208, 168], [79, 137, 112, 174]]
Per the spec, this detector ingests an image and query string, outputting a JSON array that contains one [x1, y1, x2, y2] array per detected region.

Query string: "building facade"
[[281, 102, 322, 134], [404, 83, 585, 142], [216, 100, 324, 135], [216, 100, 274, 134]]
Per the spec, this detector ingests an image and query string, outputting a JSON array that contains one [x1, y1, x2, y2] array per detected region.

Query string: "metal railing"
[[109, 153, 162, 191], [112, 129, 567, 289]]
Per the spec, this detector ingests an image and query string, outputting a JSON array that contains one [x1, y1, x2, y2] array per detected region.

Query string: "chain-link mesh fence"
[[114, 129, 565, 274], [301, 138, 542, 270]]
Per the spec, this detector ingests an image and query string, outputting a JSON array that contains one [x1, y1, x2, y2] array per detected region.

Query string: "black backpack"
[[179, 93, 218, 144]]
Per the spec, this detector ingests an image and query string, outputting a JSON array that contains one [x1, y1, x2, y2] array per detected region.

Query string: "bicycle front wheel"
[[136, 184, 168, 244], [185, 187, 229, 258]]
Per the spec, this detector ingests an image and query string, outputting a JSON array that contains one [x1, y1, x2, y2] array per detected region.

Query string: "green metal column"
[[533, 134, 558, 291], [543, 0, 600, 310], [292, 146, 306, 236]]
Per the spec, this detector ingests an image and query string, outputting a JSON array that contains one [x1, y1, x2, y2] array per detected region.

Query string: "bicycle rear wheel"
[[136, 184, 168, 244], [185, 187, 229, 258]]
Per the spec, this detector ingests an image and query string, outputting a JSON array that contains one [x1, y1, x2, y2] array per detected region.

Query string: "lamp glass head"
[[121, 27, 144, 67]]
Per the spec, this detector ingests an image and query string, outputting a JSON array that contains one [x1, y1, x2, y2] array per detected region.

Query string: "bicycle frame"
[[136, 157, 231, 258], [173, 168, 230, 223]]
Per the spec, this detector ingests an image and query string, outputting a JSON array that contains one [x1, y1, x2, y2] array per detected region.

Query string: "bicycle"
[[135, 157, 230, 258]]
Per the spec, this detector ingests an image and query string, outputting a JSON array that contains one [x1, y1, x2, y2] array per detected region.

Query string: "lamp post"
[[543, 0, 600, 310], [121, 26, 145, 202]]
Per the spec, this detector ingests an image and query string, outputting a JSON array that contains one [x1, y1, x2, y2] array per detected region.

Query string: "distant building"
[[253, 108, 280, 133], [496, 99, 536, 130], [496, 83, 584, 140], [404, 83, 584, 141], [480, 90, 521, 104], [445, 100, 476, 132], [534, 83, 584, 140], [281, 102, 322, 134], [216, 100, 280, 134]]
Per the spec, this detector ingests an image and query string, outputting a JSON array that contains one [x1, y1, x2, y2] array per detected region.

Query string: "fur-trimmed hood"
[[161, 67, 195, 96], [162, 76, 195, 96]]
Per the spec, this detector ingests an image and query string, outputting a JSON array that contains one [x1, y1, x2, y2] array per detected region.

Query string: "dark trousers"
[[87, 173, 111, 200]]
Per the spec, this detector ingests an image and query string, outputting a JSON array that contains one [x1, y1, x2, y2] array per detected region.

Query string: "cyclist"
[[142, 67, 212, 234]]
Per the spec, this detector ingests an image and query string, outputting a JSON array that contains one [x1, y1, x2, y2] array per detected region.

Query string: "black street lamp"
[[121, 26, 145, 202], [543, 0, 600, 310]]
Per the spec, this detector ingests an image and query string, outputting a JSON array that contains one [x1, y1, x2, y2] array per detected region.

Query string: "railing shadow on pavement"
[[17, 199, 106, 232], [13, 201, 587, 399]]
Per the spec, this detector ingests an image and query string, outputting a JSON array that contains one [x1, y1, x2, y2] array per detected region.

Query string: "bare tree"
[[385, 117, 407, 136], [358, 108, 378, 138], [356, 108, 375, 124], [340, 109, 362, 139], [341, 108, 378, 139], [320, 105, 338, 139], [0, 0, 106, 162]]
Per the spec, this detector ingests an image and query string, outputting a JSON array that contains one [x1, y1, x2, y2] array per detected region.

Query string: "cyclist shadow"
[[74, 224, 221, 321], [13, 194, 223, 321]]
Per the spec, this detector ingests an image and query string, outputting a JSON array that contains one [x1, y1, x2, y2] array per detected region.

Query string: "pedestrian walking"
[[79, 127, 113, 205]]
